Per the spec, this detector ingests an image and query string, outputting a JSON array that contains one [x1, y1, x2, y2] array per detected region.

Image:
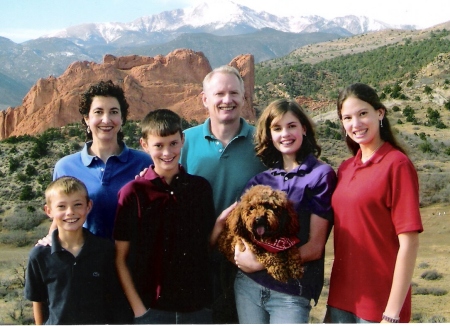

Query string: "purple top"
[[243, 154, 336, 303]]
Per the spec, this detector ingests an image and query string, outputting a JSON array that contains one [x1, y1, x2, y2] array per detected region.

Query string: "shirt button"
[[219, 149, 223, 153], [100, 168, 104, 171], [74, 262, 77, 266], [284, 177, 288, 181], [170, 191, 174, 195], [216, 141, 219, 145]]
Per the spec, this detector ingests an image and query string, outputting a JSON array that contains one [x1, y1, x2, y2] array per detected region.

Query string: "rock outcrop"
[[0, 49, 255, 139]]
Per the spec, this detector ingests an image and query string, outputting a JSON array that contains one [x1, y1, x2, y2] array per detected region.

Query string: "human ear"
[[44, 205, 53, 219], [201, 91, 208, 109], [86, 200, 93, 214], [139, 137, 149, 152]]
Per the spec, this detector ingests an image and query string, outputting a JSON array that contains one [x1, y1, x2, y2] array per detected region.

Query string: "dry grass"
[[1, 205, 448, 323], [309, 204, 450, 323]]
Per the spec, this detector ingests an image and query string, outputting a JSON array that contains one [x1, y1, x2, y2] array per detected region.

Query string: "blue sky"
[[1, 0, 449, 43]]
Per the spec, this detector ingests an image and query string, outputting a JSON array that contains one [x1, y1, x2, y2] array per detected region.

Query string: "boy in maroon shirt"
[[114, 109, 217, 324]]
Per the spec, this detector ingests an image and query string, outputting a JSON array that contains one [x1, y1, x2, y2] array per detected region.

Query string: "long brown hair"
[[255, 99, 321, 168], [337, 83, 406, 156]]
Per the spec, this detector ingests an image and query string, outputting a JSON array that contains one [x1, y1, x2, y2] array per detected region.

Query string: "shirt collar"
[[271, 153, 316, 175], [144, 164, 187, 182], [354, 142, 391, 166], [51, 228, 91, 255], [80, 141, 129, 166], [202, 117, 252, 140]]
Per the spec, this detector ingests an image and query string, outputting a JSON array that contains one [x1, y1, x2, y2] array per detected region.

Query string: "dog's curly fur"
[[218, 185, 303, 283]]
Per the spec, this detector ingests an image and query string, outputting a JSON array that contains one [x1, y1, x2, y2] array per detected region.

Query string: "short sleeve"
[[24, 248, 48, 302]]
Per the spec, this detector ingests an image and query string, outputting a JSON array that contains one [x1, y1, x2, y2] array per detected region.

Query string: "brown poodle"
[[218, 185, 303, 283]]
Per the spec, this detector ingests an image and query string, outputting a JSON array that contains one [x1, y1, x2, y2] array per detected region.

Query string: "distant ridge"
[[42, 0, 415, 47]]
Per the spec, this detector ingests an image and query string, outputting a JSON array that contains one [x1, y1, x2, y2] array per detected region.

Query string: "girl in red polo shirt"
[[326, 83, 423, 323]]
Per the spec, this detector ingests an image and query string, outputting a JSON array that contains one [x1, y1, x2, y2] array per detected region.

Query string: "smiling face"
[[140, 131, 184, 182], [341, 96, 384, 148], [45, 190, 92, 233], [84, 96, 122, 144], [270, 111, 305, 162], [202, 72, 245, 125]]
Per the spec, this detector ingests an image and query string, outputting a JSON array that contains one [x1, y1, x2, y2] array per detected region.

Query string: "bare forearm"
[[298, 214, 329, 263], [32, 302, 45, 325], [116, 258, 146, 317], [115, 241, 146, 317], [384, 232, 419, 319]]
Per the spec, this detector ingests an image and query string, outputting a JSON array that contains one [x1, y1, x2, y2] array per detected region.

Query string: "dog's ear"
[[227, 204, 244, 235]]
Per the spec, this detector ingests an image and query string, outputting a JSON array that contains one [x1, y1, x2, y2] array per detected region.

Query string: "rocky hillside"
[[0, 50, 255, 140]]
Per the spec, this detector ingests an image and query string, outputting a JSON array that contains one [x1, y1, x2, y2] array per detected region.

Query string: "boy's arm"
[[32, 302, 46, 325], [115, 240, 147, 318]]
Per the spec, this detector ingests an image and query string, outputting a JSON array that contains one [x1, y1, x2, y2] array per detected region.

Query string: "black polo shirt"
[[25, 228, 132, 324]]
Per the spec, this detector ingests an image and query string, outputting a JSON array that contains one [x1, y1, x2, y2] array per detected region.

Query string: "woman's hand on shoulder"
[[36, 234, 52, 247], [135, 167, 148, 180]]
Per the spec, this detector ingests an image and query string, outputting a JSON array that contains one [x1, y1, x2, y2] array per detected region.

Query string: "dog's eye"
[[263, 203, 274, 210]]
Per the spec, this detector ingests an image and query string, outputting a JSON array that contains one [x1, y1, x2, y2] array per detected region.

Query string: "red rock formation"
[[0, 49, 255, 139]]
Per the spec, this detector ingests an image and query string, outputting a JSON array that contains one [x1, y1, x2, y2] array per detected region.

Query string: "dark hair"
[[79, 80, 129, 142], [255, 99, 321, 168], [337, 83, 406, 156], [140, 109, 183, 139]]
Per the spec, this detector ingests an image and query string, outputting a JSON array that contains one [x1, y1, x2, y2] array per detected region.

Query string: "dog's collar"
[[252, 236, 300, 253]]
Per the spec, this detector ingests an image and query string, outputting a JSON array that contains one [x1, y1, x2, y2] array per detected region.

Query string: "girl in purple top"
[[233, 99, 337, 324]]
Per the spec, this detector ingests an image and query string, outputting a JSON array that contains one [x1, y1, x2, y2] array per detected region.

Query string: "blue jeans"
[[326, 306, 374, 323], [133, 307, 212, 324], [234, 270, 311, 324]]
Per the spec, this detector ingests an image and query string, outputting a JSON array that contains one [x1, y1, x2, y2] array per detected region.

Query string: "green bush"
[[2, 210, 47, 231], [428, 315, 447, 323], [19, 185, 34, 201], [419, 142, 433, 153], [8, 157, 20, 173], [418, 262, 430, 269], [413, 287, 447, 296], [420, 270, 443, 280]]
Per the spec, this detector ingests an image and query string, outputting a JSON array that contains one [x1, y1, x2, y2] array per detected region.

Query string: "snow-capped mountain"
[[44, 0, 415, 47]]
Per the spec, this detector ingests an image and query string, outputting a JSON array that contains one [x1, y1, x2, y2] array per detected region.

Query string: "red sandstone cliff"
[[0, 49, 255, 139]]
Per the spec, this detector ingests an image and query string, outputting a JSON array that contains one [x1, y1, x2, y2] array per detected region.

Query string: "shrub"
[[428, 316, 447, 323], [8, 157, 20, 173], [25, 164, 38, 176], [411, 313, 424, 322], [418, 142, 433, 153], [420, 270, 443, 280], [16, 173, 28, 182], [0, 231, 33, 247], [3, 210, 46, 232], [19, 186, 34, 201], [418, 262, 430, 269]]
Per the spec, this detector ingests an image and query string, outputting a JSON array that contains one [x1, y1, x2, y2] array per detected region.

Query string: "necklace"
[[362, 142, 384, 162]]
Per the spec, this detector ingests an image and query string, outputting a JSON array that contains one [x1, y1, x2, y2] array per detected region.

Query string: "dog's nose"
[[255, 216, 264, 223]]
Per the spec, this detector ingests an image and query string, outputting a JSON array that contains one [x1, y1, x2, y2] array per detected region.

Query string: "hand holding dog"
[[234, 239, 264, 273]]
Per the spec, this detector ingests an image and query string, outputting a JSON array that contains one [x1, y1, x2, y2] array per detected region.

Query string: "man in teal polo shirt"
[[180, 65, 266, 323]]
